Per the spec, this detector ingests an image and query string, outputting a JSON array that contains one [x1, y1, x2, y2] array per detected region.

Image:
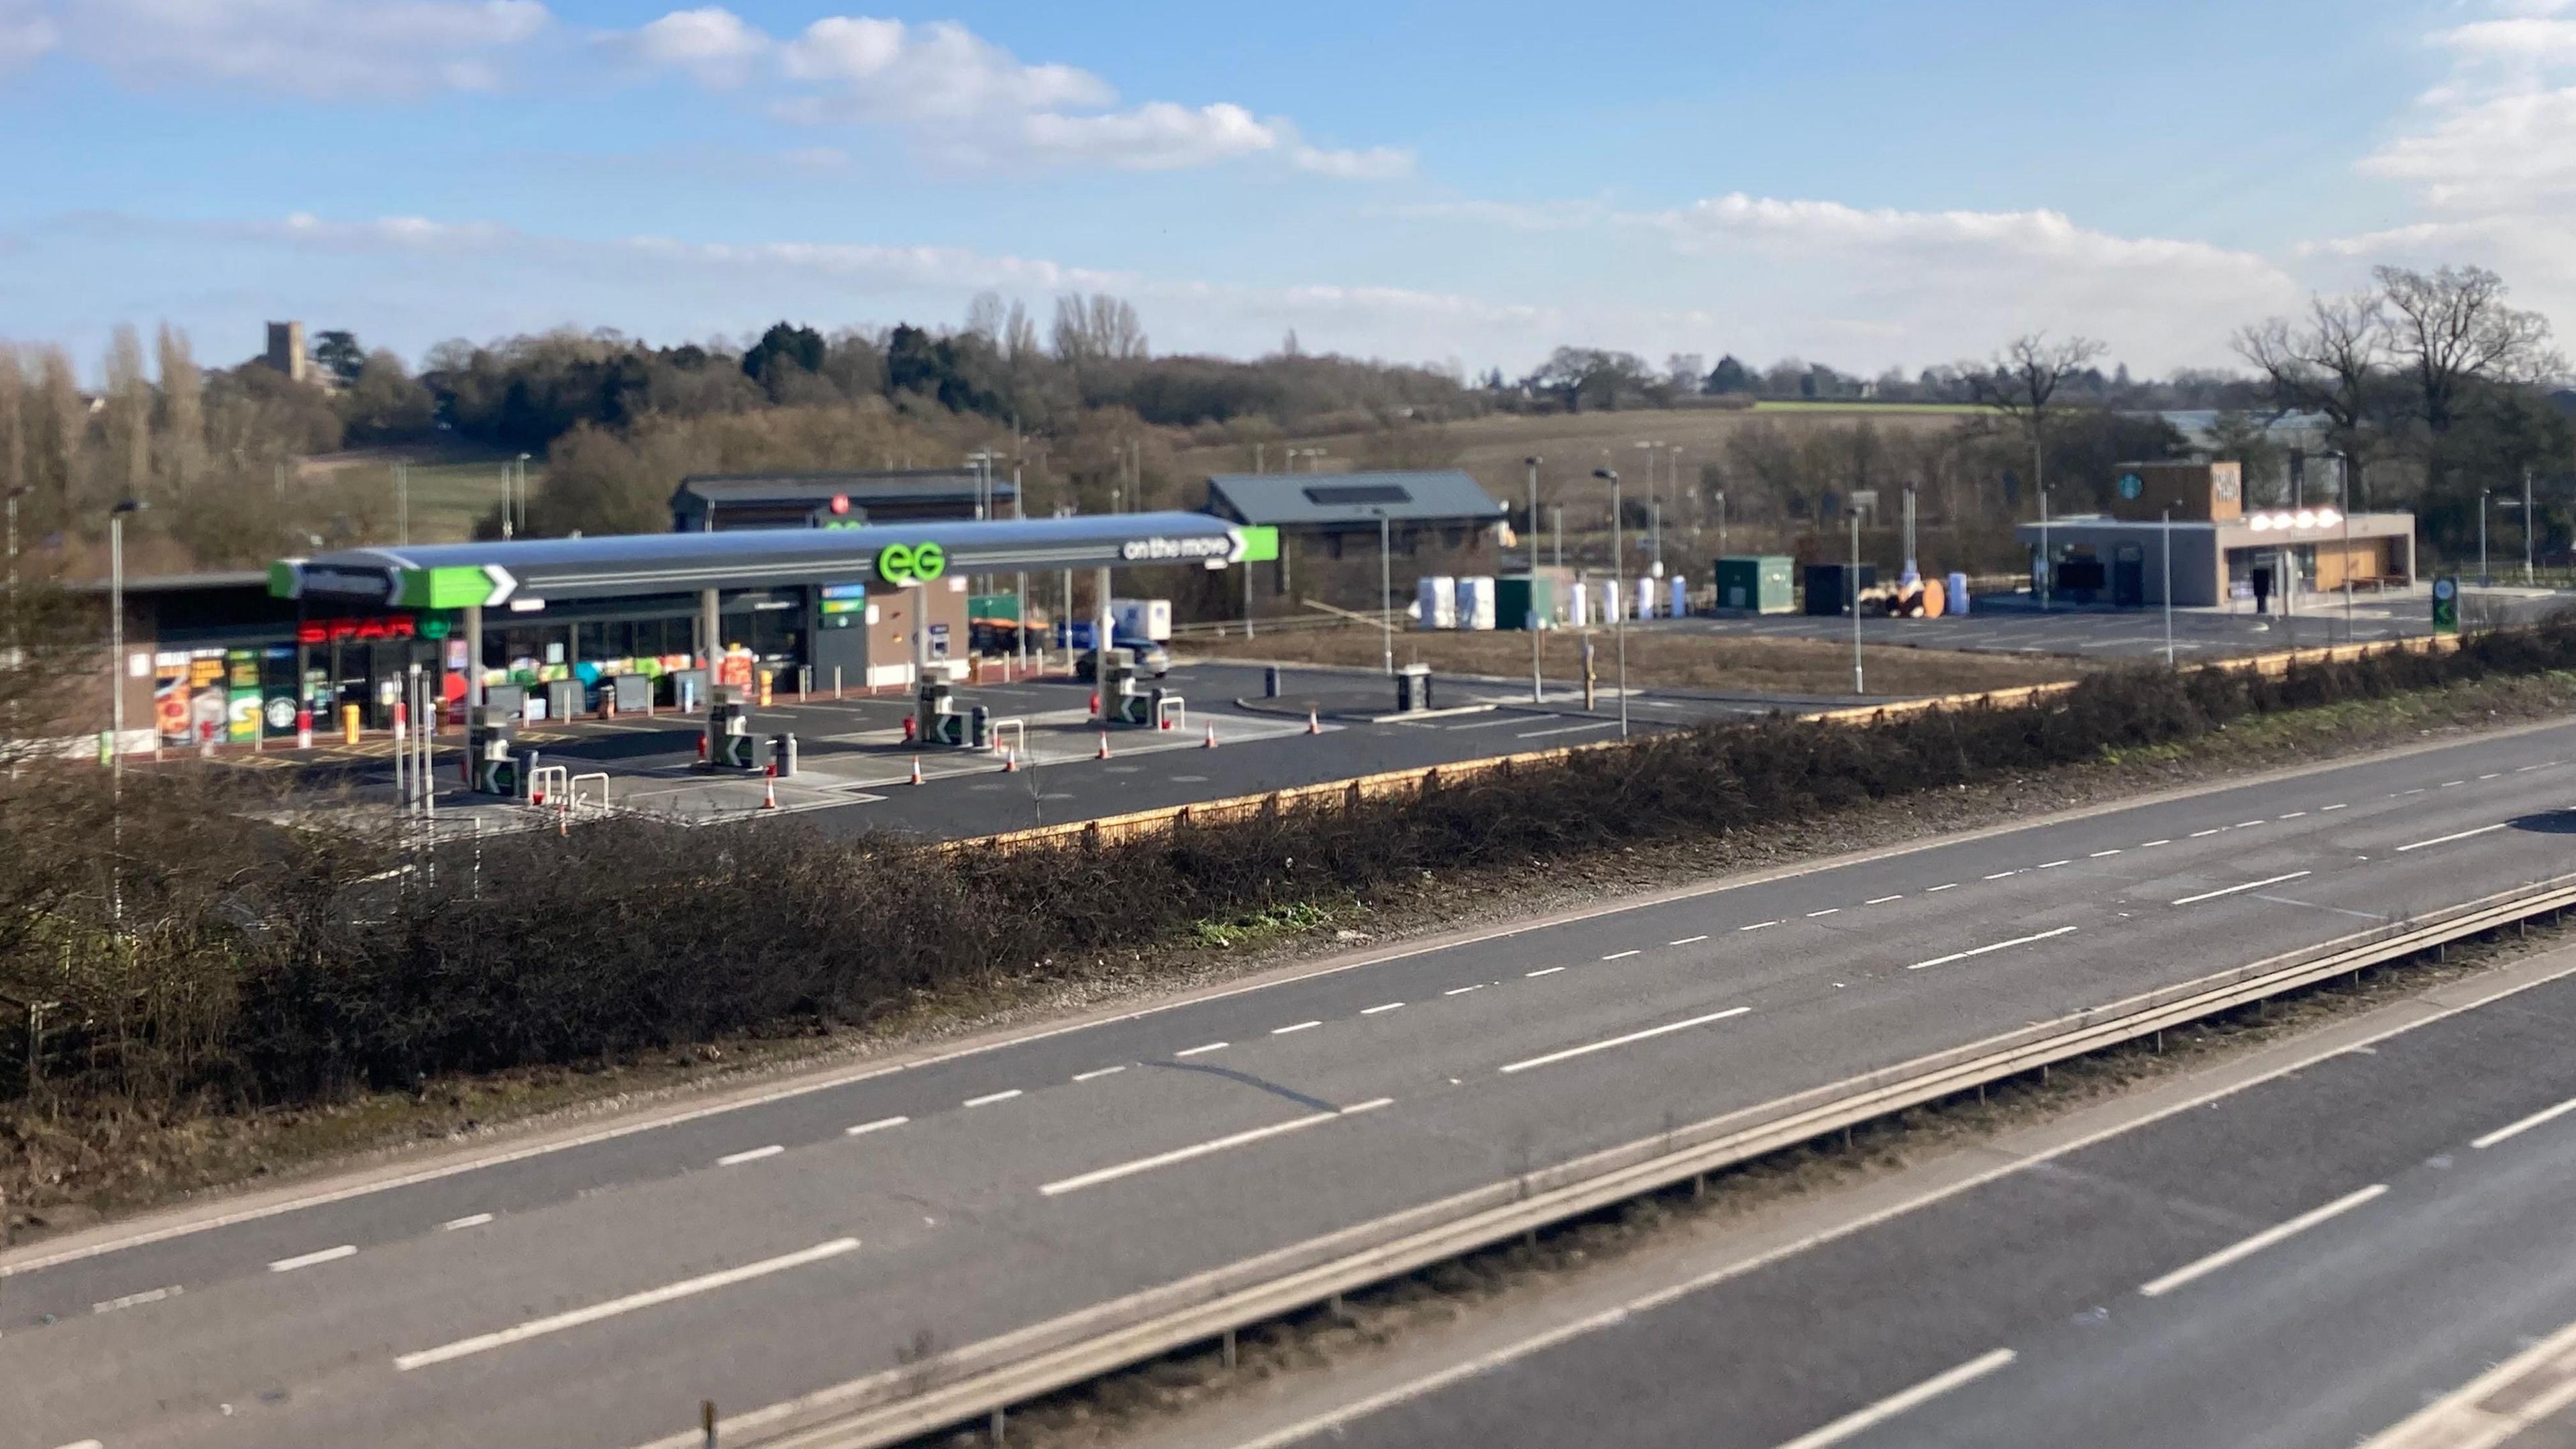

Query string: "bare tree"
[[963, 290, 1007, 341], [103, 323, 151, 496], [1049, 294, 1148, 366], [2233, 292, 2392, 504], [156, 323, 203, 493], [2375, 264, 2559, 435], [1966, 333, 2106, 509]]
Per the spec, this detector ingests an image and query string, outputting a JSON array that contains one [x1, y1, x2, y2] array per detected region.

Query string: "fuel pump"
[[704, 686, 757, 769]]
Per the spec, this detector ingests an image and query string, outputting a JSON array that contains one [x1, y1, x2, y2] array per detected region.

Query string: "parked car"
[[1075, 634, 1170, 680]]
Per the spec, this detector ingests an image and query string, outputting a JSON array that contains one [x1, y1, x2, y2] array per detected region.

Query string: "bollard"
[[701, 1399, 717, 1449], [295, 707, 313, 750], [1264, 665, 1281, 699], [341, 703, 362, 745], [834, 665, 843, 700]]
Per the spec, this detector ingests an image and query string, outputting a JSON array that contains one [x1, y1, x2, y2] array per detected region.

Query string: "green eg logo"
[[875, 541, 947, 585]]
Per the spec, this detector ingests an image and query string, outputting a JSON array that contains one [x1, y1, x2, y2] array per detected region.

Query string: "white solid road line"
[[439, 1212, 495, 1232], [1772, 1348, 2019, 1449], [845, 1114, 910, 1135], [1499, 1008, 1752, 1075], [2171, 870, 2312, 906], [2472, 1094, 2576, 1150], [268, 1244, 358, 1273], [395, 1237, 860, 1371], [50, 1440, 105, 1449], [1361, 1002, 1405, 1015], [2137, 1183, 2387, 1298], [1173, 1042, 1228, 1058], [1039, 1100, 1391, 1197], [963, 1089, 1024, 1107], [2396, 822, 2507, 853], [1903, 925, 2078, 972], [716, 1144, 786, 1167], [1271, 1020, 1322, 1036]]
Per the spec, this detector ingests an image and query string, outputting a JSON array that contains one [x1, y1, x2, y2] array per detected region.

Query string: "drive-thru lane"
[[9, 721, 2576, 1448]]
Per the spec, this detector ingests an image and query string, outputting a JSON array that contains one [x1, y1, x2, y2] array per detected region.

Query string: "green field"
[[1749, 400, 1984, 415], [307, 448, 548, 544]]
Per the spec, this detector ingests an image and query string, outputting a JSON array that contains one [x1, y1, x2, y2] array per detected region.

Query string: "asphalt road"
[[1279, 930, 2576, 1449], [1655, 595, 2438, 659], [11, 721, 2576, 1449]]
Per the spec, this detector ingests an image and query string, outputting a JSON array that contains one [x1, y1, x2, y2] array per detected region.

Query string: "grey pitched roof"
[[671, 469, 1001, 506], [1205, 470, 1505, 527]]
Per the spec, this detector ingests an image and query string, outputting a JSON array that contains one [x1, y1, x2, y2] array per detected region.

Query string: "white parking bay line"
[[2171, 870, 2312, 906], [963, 1089, 1024, 1107], [2473, 1094, 2576, 1150], [1362, 1002, 1405, 1015], [1602, 949, 1642, 961], [1527, 967, 1566, 978], [1864, 896, 1902, 906], [845, 1114, 910, 1135], [394, 1238, 860, 1371], [1772, 1348, 2019, 1449], [439, 1212, 495, 1232], [1668, 934, 1710, 945], [1739, 920, 1780, 932], [93, 1284, 182, 1313], [1904, 925, 2078, 972], [1173, 1042, 1228, 1059], [1499, 1008, 1752, 1075], [1039, 1100, 1392, 1197], [2396, 822, 2506, 853], [1271, 1020, 1322, 1036], [716, 1144, 785, 1167], [2138, 1184, 2385, 1297], [269, 1244, 358, 1273]]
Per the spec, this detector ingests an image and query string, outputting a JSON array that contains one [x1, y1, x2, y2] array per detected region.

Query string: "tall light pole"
[[1715, 491, 1727, 555], [394, 460, 410, 545], [2480, 489, 2491, 587], [1635, 441, 1663, 580], [1849, 510, 1864, 694], [1525, 455, 1544, 701], [2038, 483, 2052, 609], [1375, 508, 1394, 676], [515, 453, 532, 536], [2525, 466, 2536, 586], [2161, 506, 2175, 665], [1593, 468, 1627, 739], [498, 460, 515, 541], [107, 498, 144, 925]]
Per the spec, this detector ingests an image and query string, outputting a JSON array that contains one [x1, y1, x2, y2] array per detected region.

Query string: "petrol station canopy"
[[270, 513, 1281, 609]]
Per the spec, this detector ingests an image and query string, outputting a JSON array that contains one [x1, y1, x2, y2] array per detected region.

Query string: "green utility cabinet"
[[1497, 574, 1560, 630], [1713, 555, 1795, 614]]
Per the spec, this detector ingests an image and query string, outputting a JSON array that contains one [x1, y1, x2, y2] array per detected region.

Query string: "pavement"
[[1220, 934, 2576, 1449], [12, 718, 2576, 1449], [219, 661, 1830, 841]]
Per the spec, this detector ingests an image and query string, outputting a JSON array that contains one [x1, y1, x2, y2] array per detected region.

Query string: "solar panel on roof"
[[1303, 484, 1413, 505]]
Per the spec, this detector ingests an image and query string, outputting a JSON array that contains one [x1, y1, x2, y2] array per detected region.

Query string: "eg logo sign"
[[875, 541, 947, 585]]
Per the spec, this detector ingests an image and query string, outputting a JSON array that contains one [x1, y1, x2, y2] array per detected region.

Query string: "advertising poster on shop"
[[187, 650, 228, 746], [225, 649, 261, 743], [154, 652, 191, 747], [263, 646, 299, 737]]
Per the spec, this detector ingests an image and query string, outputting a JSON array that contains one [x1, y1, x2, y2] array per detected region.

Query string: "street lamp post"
[[1524, 455, 1544, 702], [107, 498, 144, 921], [2526, 466, 2537, 586], [2480, 490, 2491, 587], [1849, 511, 1864, 694], [2039, 484, 2052, 610], [516, 453, 532, 536], [1593, 468, 1628, 739], [2161, 506, 2175, 665], [1377, 509, 1393, 676], [394, 460, 409, 546]]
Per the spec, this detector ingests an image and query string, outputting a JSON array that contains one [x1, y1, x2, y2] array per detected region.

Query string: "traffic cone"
[[696, 733, 707, 763], [1096, 731, 1112, 760], [1203, 722, 1218, 749], [761, 767, 778, 810], [1000, 749, 1018, 773], [1306, 708, 1322, 735], [909, 755, 924, 786]]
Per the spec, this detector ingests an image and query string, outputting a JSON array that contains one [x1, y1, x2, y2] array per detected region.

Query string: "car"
[[1075, 635, 1170, 680]]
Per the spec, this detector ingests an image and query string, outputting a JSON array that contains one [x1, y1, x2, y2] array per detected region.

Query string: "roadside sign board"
[[2432, 575, 2459, 635]]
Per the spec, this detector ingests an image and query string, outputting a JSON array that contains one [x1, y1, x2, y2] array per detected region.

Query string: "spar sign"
[[875, 541, 947, 585]]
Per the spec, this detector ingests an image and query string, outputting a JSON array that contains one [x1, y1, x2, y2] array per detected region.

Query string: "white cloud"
[[1022, 102, 1278, 170], [621, 7, 1401, 178], [621, 5, 764, 88], [44, 0, 548, 98], [0, 1, 58, 72]]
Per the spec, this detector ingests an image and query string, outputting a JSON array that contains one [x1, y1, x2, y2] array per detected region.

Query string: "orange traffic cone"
[[1306, 708, 1322, 735], [909, 755, 924, 786], [1000, 749, 1018, 773], [1203, 722, 1218, 749], [1096, 731, 1112, 760], [761, 771, 778, 810]]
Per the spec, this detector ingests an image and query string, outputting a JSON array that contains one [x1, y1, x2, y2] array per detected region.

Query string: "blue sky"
[[3, 0, 2568, 380]]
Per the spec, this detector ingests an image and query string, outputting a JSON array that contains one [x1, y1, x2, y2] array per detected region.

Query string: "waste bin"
[[768, 732, 798, 777], [1395, 663, 1434, 713]]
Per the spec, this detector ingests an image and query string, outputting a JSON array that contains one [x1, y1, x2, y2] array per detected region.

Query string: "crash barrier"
[[525, 764, 568, 807], [957, 633, 2461, 857], [570, 771, 610, 816], [705, 871, 2576, 1449]]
